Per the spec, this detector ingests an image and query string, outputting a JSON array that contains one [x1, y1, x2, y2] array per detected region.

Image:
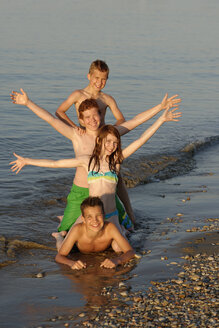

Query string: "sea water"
[[0, 0, 219, 326]]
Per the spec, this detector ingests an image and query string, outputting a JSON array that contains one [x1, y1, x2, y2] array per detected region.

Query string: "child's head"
[[97, 124, 122, 154], [78, 98, 100, 120], [89, 60, 109, 77], [80, 196, 105, 217], [88, 60, 109, 92], [89, 125, 124, 173]]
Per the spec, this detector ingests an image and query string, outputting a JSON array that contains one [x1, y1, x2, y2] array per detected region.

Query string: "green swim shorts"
[[58, 183, 133, 232], [58, 184, 89, 232]]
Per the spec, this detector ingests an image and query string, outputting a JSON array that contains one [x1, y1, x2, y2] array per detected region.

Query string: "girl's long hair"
[[88, 125, 123, 173]]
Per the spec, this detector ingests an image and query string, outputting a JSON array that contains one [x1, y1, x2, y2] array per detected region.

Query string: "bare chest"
[[72, 134, 96, 157], [77, 238, 112, 253]]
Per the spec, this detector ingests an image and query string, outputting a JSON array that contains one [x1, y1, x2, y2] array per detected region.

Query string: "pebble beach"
[[32, 228, 218, 328], [75, 233, 218, 328]]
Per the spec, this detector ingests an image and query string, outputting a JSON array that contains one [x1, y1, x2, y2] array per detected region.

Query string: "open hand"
[[10, 88, 29, 106], [161, 93, 181, 110], [9, 152, 26, 174], [71, 260, 86, 270], [162, 107, 182, 122]]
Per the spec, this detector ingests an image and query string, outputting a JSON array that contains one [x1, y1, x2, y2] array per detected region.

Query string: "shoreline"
[[28, 228, 218, 328], [1, 221, 218, 327], [1, 145, 219, 327], [0, 199, 218, 328], [72, 230, 219, 327]]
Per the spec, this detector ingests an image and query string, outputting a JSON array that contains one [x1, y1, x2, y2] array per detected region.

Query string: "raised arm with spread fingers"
[[116, 93, 181, 136], [10, 152, 86, 174], [10, 89, 76, 140], [122, 106, 182, 159]]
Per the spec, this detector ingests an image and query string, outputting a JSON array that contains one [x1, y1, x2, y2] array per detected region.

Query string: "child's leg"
[[116, 174, 135, 228], [57, 215, 63, 222], [106, 214, 128, 252], [56, 216, 64, 230], [52, 214, 83, 251], [106, 212, 129, 235], [52, 231, 67, 251], [58, 184, 89, 232]]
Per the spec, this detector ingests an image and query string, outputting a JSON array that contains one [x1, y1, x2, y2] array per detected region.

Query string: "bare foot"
[[52, 231, 66, 238], [57, 215, 63, 222], [52, 231, 67, 251]]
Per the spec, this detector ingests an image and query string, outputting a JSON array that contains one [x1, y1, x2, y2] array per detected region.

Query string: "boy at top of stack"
[[55, 59, 125, 129]]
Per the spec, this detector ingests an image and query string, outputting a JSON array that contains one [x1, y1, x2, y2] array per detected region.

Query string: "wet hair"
[[89, 59, 109, 77], [78, 98, 100, 119], [88, 125, 124, 173], [80, 196, 105, 216]]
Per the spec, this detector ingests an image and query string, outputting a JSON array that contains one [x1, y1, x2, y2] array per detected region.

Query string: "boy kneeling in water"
[[55, 196, 135, 270]]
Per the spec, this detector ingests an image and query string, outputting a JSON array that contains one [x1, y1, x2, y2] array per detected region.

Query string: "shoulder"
[[68, 222, 83, 237], [101, 92, 116, 105], [71, 221, 82, 231], [58, 223, 84, 253], [105, 221, 118, 235], [67, 89, 84, 102]]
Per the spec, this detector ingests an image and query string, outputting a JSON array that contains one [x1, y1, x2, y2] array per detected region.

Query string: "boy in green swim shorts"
[[61, 183, 131, 231]]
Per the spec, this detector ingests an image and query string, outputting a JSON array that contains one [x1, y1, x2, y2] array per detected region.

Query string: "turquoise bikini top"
[[87, 170, 118, 184]]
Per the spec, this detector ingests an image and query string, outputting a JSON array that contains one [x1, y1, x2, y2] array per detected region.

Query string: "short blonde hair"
[[89, 59, 109, 77]]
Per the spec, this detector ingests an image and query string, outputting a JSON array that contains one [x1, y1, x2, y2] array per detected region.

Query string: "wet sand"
[[0, 181, 218, 328], [2, 227, 216, 328]]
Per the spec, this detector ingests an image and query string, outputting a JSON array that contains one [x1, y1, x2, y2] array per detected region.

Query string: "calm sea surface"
[[0, 0, 219, 326]]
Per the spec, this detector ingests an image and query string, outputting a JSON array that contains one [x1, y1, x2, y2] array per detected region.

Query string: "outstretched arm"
[[10, 89, 76, 140], [116, 94, 181, 136], [122, 107, 182, 159], [10, 152, 84, 174], [55, 225, 86, 270], [100, 223, 135, 269]]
